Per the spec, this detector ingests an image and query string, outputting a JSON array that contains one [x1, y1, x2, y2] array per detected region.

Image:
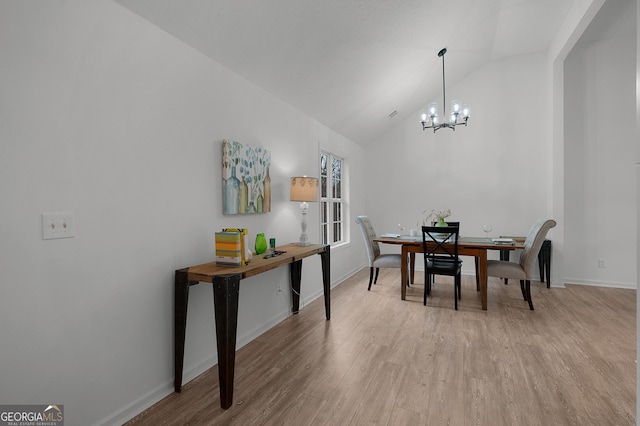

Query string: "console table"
[[174, 243, 330, 409]]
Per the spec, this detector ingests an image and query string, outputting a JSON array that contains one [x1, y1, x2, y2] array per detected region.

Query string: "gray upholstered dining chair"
[[487, 218, 557, 310], [355, 215, 404, 290]]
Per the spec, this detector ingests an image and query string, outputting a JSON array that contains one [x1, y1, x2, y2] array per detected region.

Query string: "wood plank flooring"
[[125, 269, 636, 425]]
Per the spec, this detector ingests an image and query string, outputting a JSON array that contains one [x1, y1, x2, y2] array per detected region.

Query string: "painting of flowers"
[[222, 139, 271, 215]]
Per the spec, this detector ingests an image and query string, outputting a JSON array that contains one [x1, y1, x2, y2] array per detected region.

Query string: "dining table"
[[374, 236, 524, 310]]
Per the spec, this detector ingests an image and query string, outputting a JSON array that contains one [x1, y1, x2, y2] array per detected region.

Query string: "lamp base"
[[296, 205, 312, 246]]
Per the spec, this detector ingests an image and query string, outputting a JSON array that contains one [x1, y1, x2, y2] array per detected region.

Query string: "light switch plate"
[[42, 212, 75, 240]]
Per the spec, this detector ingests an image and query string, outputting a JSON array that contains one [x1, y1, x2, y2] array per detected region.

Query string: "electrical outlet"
[[42, 212, 75, 240], [598, 259, 606, 268], [277, 283, 283, 293]]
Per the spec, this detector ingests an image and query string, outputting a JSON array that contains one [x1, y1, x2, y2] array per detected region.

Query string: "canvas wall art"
[[222, 139, 271, 214]]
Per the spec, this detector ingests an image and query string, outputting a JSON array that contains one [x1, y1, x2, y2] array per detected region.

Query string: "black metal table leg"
[[290, 260, 302, 314], [320, 245, 330, 320], [174, 269, 190, 393], [212, 274, 240, 409]]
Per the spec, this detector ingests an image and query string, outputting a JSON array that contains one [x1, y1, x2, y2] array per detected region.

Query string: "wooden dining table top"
[[374, 235, 525, 250]]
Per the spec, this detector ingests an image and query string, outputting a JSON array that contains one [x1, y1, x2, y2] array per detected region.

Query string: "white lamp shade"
[[290, 177, 318, 202]]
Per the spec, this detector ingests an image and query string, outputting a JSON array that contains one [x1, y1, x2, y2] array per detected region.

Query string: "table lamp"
[[290, 176, 318, 246]]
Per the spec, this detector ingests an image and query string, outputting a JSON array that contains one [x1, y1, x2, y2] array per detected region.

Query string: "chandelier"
[[420, 48, 470, 133]]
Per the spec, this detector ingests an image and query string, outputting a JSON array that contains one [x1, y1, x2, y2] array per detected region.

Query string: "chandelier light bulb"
[[462, 104, 470, 118], [428, 103, 438, 117], [451, 100, 461, 114]]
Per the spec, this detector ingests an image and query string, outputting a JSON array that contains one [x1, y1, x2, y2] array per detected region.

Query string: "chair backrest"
[[421, 225, 460, 263], [355, 216, 380, 267], [519, 218, 557, 278]]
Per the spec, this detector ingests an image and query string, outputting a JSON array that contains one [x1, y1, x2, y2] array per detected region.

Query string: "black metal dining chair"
[[422, 225, 463, 310], [429, 221, 480, 291]]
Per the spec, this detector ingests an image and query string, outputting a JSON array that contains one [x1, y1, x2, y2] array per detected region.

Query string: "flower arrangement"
[[420, 208, 451, 226]]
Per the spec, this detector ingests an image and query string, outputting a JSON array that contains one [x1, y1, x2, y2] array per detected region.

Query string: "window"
[[320, 151, 345, 246]]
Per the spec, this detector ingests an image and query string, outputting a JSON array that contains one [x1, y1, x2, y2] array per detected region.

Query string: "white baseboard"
[[96, 380, 174, 425], [563, 278, 637, 289]]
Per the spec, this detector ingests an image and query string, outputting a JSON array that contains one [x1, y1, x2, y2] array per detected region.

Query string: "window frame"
[[320, 150, 347, 247]]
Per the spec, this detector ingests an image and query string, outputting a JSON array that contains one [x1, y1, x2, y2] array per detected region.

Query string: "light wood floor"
[[125, 269, 636, 425]]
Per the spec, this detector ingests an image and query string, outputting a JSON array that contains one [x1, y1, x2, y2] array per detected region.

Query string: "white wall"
[[364, 51, 551, 273], [565, 31, 637, 287], [0, 1, 364, 425]]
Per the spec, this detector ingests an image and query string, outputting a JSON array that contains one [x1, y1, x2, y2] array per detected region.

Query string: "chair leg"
[[474, 258, 480, 291], [520, 280, 527, 300], [525, 280, 534, 310], [373, 267, 380, 284], [368, 267, 375, 290], [409, 254, 415, 285], [423, 270, 428, 305], [543, 243, 552, 288], [500, 250, 510, 285], [454, 275, 459, 310], [538, 250, 545, 284], [423, 283, 427, 306]]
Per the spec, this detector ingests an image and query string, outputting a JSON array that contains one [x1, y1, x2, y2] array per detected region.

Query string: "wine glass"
[[482, 224, 493, 241], [398, 223, 405, 235]]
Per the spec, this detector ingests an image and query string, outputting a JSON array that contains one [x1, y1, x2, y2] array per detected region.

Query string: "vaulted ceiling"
[[114, 0, 577, 145]]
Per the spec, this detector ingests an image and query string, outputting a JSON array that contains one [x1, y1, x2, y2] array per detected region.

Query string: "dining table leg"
[[478, 250, 488, 310]]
